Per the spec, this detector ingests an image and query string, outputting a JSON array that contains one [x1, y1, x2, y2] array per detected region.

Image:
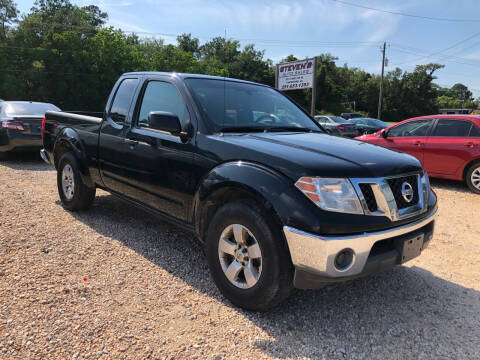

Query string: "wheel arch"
[[192, 161, 317, 243], [53, 128, 94, 188], [462, 157, 480, 181]]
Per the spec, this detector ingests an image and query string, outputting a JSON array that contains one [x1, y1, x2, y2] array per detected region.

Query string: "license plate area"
[[395, 233, 424, 263]]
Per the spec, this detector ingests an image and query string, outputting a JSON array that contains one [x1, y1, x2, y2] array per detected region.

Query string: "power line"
[[449, 40, 480, 57], [393, 31, 480, 66], [327, 0, 480, 22], [0, 68, 99, 76], [389, 47, 480, 68], [391, 43, 480, 63]]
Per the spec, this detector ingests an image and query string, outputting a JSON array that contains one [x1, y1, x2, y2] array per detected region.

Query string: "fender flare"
[[53, 127, 94, 188], [192, 161, 320, 240]]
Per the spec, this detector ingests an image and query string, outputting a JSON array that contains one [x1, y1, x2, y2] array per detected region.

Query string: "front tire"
[[57, 152, 96, 210], [206, 200, 293, 310], [466, 161, 480, 194]]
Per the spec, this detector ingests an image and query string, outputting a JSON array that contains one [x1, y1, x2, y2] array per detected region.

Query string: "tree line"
[[1, 0, 478, 122]]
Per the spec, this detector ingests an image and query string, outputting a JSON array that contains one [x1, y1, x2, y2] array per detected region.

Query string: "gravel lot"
[[1, 154, 479, 359]]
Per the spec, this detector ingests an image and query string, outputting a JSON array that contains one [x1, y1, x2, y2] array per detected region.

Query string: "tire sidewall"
[[206, 201, 292, 310], [466, 162, 480, 194], [57, 153, 81, 210]]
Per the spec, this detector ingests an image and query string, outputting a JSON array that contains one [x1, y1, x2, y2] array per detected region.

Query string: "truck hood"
[[208, 132, 423, 180]]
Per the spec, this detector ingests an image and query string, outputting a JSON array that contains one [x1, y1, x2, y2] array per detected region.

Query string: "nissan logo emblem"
[[401, 182, 414, 203]]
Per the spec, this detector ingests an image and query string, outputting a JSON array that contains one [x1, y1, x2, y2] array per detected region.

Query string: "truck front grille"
[[351, 172, 427, 222], [387, 175, 419, 209], [358, 184, 377, 212]]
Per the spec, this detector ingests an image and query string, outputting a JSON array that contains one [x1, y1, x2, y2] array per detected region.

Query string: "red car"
[[356, 115, 480, 194]]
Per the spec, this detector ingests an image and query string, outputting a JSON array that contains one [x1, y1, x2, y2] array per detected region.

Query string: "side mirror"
[[381, 129, 388, 138], [148, 111, 181, 135]]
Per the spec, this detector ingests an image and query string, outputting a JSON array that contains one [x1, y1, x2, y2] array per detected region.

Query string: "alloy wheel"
[[471, 166, 480, 191], [218, 224, 263, 289], [62, 164, 75, 200]]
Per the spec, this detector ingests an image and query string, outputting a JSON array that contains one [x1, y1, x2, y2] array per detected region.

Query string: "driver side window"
[[388, 120, 430, 137], [137, 81, 188, 128]]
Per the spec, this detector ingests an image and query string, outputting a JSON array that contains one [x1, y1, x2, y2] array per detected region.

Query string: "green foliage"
[[0, 0, 478, 121], [0, 0, 18, 39]]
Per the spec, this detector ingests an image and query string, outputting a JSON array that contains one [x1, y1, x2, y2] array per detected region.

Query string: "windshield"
[[5, 102, 60, 116], [185, 78, 321, 132]]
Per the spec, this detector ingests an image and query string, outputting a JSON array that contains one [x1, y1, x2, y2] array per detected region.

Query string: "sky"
[[15, 0, 480, 97]]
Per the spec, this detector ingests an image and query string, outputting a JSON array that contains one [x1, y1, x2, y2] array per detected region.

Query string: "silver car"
[[314, 115, 357, 137]]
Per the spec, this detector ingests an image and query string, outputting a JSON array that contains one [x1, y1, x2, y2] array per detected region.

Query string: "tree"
[[200, 37, 240, 64], [450, 83, 473, 103], [0, 0, 18, 39], [0, 1, 472, 122], [176, 33, 199, 55]]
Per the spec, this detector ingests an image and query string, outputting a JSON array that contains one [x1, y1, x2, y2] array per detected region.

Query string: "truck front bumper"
[[283, 208, 437, 289]]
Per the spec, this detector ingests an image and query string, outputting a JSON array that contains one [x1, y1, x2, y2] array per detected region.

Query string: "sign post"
[[275, 57, 317, 116]]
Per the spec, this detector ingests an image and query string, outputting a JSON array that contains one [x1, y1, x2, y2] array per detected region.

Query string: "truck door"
[[98, 77, 140, 197], [122, 79, 195, 222]]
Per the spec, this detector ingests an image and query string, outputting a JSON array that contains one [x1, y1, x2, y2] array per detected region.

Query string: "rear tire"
[[465, 161, 480, 194], [206, 200, 293, 311], [57, 152, 96, 210]]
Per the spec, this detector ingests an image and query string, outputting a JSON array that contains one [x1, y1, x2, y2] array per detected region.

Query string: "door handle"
[[414, 141, 423, 147], [125, 137, 138, 149], [464, 142, 476, 148]]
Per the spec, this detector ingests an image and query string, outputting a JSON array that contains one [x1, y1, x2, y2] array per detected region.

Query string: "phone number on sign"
[[280, 82, 311, 90]]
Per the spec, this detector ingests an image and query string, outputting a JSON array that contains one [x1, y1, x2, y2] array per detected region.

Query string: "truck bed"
[[43, 111, 103, 167]]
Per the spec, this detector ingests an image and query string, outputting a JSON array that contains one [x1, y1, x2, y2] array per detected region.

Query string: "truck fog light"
[[334, 249, 354, 271]]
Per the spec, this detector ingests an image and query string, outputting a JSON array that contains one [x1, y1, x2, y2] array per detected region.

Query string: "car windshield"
[[5, 102, 60, 116], [185, 78, 322, 132]]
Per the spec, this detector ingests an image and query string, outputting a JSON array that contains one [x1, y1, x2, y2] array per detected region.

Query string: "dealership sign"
[[276, 58, 316, 91], [275, 57, 317, 115]]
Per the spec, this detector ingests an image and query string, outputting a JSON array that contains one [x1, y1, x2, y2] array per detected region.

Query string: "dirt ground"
[[1, 154, 479, 359]]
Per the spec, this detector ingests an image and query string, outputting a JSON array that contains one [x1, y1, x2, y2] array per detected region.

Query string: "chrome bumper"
[[283, 208, 437, 279], [40, 149, 51, 164]]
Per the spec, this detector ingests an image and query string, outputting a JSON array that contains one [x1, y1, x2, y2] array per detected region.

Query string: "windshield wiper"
[[216, 125, 325, 134], [217, 126, 266, 133], [264, 126, 323, 133]]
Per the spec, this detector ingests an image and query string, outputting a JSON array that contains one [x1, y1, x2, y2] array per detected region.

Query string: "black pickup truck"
[[41, 72, 437, 310]]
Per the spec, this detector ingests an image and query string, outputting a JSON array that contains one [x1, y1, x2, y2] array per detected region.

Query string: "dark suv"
[[341, 112, 362, 120]]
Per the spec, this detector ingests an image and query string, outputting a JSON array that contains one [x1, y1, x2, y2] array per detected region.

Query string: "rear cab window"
[[108, 78, 139, 126]]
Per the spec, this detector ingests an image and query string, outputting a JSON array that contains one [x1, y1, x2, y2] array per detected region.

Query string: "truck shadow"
[[0, 152, 52, 171], [68, 193, 480, 359]]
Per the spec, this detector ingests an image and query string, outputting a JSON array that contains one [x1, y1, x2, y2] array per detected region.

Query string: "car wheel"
[[466, 161, 480, 194], [0, 151, 8, 160], [206, 200, 294, 310], [57, 152, 96, 210]]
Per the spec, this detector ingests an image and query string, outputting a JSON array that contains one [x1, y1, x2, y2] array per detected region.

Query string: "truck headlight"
[[295, 177, 364, 214]]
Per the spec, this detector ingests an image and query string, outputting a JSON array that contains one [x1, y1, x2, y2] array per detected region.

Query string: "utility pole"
[[377, 42, 386, 120]]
